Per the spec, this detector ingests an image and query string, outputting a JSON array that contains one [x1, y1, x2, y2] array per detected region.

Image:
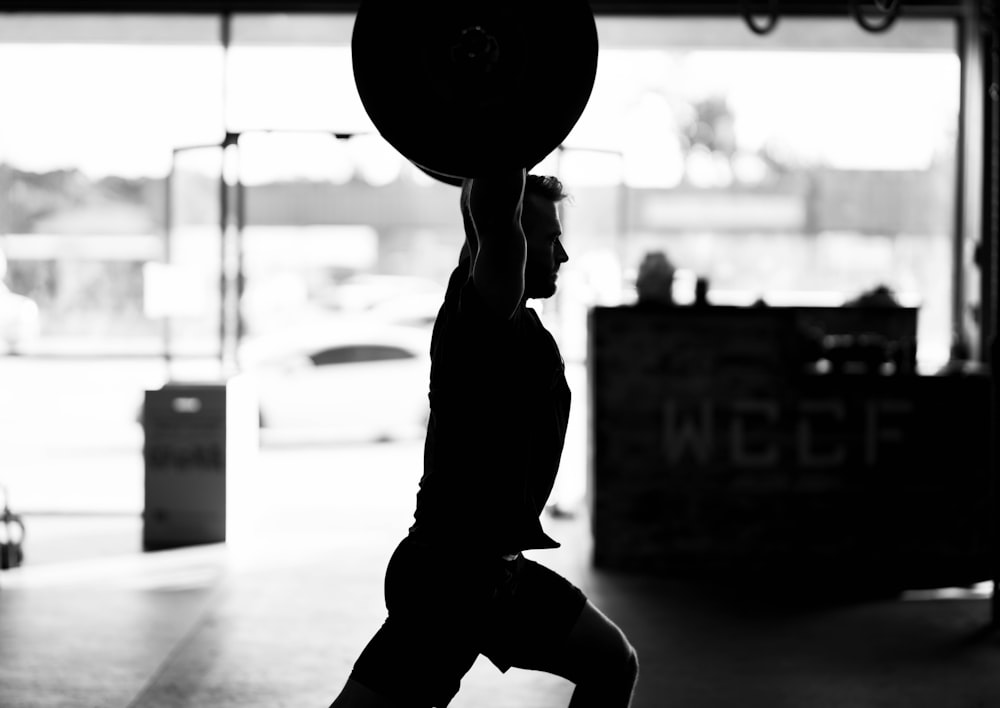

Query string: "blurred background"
[[0, 11, 969, 560]]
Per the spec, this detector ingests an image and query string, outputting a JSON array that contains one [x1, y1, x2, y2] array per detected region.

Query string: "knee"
[[624, 642, 639, 685], [595, 640, 638, 703], [602, 635, 638, 688]]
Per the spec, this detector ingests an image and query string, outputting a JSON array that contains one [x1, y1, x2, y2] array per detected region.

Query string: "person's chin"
[[533, 284, 558, 300], [526, 273, 559, 300]]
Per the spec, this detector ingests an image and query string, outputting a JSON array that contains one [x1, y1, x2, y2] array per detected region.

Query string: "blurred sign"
[[661, 395, 913, 469], [636, 191, 807, 233], [589, 306, 991, 590]]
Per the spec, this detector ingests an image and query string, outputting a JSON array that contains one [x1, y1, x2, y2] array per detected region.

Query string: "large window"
[[0, 12, 966, 520], [0, 14, 960, 366], [0, 15, 225, 355], [547, 17, 960, 369], [0, 15, 228, 518]]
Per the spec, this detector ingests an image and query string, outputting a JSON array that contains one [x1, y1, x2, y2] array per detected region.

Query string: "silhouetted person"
[[693, 277, 710, 307], [634, 250, 675, 307], [329, 171, 639, 707], [843, 284, 901, 308]]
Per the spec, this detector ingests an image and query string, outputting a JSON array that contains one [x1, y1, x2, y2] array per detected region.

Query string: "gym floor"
[[1, 439, 998, 708]]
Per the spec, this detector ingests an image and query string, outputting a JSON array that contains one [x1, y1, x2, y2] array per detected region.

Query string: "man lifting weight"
[[328, 170, 639, 708]]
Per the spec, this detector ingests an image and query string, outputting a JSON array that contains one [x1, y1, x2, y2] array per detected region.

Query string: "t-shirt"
[[408, 260, 571, 553]]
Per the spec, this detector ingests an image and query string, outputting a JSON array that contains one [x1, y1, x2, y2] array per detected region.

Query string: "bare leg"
[[329, 677, 406, 708], [518, 600, 639, 708], [565, 602, 639, 708]]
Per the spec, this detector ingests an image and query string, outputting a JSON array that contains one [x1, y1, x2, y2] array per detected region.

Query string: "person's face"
[[522, 193, 568, 300]]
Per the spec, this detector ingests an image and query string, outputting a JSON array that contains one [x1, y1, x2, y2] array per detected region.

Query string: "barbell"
[[352, 0, 599, 185]]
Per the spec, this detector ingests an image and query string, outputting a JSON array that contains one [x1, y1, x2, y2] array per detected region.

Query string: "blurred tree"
[[683, 95, 738, 157]]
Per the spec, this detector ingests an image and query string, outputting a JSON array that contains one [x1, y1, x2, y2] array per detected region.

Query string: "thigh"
[[526, 599, 636, 685], [350, 614, 479, 708], [483, 557, 634, 685], [349, 538, 489, 707], [479, 556, 589, 674]]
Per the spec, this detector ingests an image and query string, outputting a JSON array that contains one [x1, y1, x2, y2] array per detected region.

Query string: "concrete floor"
[[1, 440, 999, 708]]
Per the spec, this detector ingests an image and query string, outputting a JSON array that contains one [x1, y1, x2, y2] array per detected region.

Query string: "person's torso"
[[410, 263, 570, 553]]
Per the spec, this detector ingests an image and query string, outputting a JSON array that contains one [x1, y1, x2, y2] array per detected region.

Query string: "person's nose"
[[556, 240, 569, 265]]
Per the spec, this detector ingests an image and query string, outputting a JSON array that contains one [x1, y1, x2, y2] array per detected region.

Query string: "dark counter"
[[588, 305, 991, 590]]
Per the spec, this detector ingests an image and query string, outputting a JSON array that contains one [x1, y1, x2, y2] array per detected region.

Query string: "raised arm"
[[461, 169, 528, 320]]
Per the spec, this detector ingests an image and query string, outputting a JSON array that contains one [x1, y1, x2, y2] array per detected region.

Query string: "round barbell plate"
[[352, 0, 598, 180], [415, 163, 465, 187]]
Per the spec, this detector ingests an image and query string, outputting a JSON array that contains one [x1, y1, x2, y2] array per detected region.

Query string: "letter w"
[[663, 400, 713, 465]]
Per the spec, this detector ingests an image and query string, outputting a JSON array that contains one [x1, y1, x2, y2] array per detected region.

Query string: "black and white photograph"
[[0, 1, 997, 706]]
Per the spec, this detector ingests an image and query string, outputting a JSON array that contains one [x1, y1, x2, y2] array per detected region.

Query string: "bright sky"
[[0, 42, 959, 182]]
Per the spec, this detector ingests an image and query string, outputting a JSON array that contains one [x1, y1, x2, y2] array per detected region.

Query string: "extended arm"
[[461, 170, 527, 320]]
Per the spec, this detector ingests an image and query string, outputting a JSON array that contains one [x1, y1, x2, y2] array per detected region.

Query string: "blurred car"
[[240, 319, 431, 443], [330, 273, 444, 314], [365, 291, 444, 329], [0, 282, 40, 354]]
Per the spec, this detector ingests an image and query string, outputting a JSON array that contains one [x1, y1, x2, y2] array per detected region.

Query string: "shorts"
[[349, 534, 588, 708]]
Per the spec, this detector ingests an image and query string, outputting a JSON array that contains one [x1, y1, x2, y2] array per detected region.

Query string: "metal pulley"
[[352, 0, 599, 184]]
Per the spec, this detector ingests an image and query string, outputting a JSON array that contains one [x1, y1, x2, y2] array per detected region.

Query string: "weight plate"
[[353, 0, 598, 179]]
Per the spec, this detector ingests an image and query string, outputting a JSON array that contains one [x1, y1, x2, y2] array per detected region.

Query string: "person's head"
[[522, 174, 569, 300]]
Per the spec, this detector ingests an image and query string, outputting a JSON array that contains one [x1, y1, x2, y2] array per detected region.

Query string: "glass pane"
[[550, 16, 959, 372], [0, 16, 224, 527], [233, 129, 452, 359], [0, 11, 966, 549], [227, 14, 371, 134], [165, 145, 225, 363], [0, 14, 225, 359]]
